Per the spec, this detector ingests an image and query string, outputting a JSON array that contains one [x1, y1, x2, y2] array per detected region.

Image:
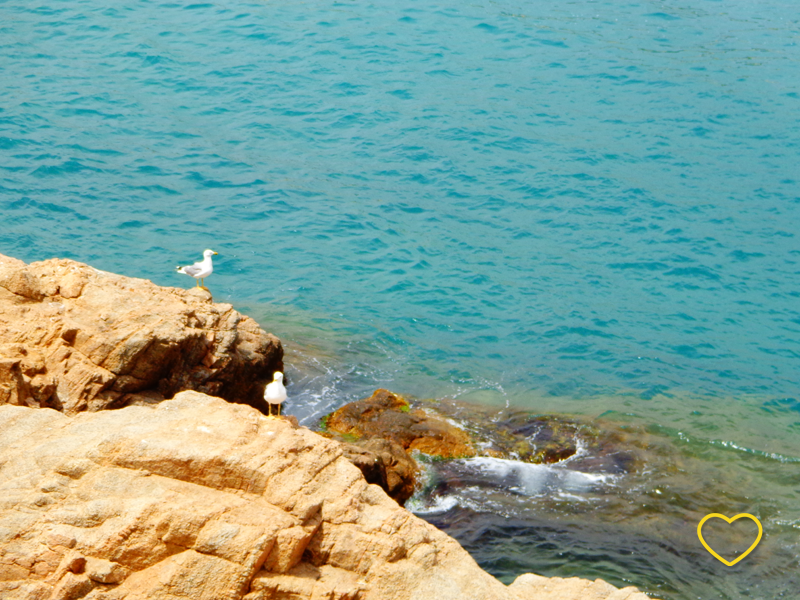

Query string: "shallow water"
[[407, 405, 800, 599], [2, 1, 799, 598]]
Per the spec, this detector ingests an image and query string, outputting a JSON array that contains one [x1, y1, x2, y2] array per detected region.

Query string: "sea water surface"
[[2, 1, 799, 598]]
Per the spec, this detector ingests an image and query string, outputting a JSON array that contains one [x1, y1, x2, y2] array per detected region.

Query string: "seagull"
[[176, 249, 218, 288], [264, 371, 287, 417]]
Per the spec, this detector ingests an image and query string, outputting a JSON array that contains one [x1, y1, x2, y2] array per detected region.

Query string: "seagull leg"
[[196, 279, 201, 288], [277, 404, 281, 417]]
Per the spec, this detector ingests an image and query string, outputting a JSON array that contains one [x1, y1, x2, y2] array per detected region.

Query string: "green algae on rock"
[[325, 389, 477, 459]]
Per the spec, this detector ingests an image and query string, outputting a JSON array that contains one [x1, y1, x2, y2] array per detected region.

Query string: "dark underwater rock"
[[321, 388, 648, 506], [426, 399, 647, 476], [321, 389, 477, 504]]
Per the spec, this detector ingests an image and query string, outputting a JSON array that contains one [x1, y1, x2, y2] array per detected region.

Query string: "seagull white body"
[[264, 371, 287, 417], [176, 249, 218, 287]]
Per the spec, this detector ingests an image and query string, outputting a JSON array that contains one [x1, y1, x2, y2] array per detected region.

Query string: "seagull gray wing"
[[182, 263, 204, 276]]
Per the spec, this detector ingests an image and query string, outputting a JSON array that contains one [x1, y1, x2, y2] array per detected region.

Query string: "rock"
[[325, 392, 649, 506], [340, 439, 418, 505], [508, 574, 650, 600], [0, 392, 651, 600], [84, 558, 129, 584], [0, 265, 44, 300], [0, 254, 283, 415], [247, 563, 365, 600], [50, 572, 93, 600], [323, 389, 477, 504], [326, 389, 476, 459]]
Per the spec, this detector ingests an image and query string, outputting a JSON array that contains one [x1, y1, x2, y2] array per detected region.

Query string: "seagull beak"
[[213, 252, 219, 255]]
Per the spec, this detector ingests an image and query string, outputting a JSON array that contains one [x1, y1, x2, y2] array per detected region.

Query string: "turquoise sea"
[[2, 1, 799, 598]]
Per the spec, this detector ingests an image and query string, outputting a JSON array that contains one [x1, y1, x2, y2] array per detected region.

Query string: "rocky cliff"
[[0, 254, 283, 414], [0, 394, 649, 600]]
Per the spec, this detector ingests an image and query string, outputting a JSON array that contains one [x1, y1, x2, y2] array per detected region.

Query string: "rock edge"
[[0, 253, 283, 415]]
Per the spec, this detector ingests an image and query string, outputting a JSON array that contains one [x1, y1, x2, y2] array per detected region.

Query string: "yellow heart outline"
[[697, 513, 763, 566]]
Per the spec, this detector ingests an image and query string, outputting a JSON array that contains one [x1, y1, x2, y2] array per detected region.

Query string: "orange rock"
[[326, 389, 476, 455], [0, 253, 282, 415], [323, 389, 478, 505]]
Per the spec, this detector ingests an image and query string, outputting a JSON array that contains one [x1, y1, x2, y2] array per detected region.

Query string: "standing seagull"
[[264, 371, 287, 417], [176, 249, 218, 288]]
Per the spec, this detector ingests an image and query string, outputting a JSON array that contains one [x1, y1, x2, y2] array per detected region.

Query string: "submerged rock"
[[0, 393, 650, 600], [322, 389, 477, 504], [423, 398, 646, 475], [325, 389, 476, 459], [0, 253, 283, 415], [322, 390, 645, 505]]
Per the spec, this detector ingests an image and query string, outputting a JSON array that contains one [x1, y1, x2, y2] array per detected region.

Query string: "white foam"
[[459, 456, 615, 497], [407, 494, 459, 515]]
